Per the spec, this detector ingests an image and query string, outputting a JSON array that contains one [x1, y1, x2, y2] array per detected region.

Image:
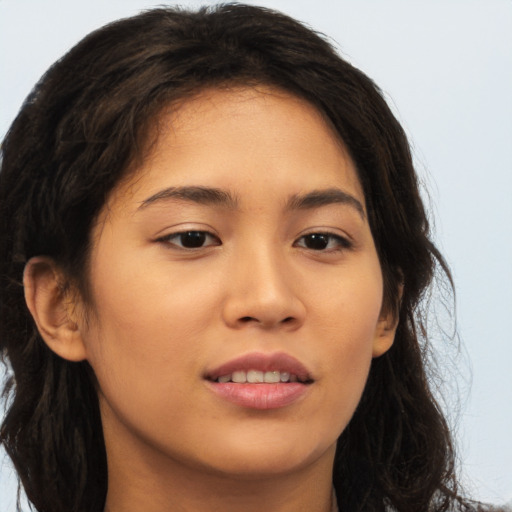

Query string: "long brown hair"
[[0, 4, 473, 511]]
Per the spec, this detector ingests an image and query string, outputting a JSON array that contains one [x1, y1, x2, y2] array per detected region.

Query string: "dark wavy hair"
[[0, 4, 477, 512]]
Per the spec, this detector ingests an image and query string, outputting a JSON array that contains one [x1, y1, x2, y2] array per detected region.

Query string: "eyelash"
[[157, 230, 221, 249], [157, 230, 352, 252], [293, 232, 352, 252]]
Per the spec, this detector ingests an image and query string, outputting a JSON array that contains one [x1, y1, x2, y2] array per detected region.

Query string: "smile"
[[215, 370, 306, 383], [205, 352, 313, 409], [205, 351, 313, 382]]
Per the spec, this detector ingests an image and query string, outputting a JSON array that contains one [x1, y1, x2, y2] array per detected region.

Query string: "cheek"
[[307, 258, 383, 416], [310, 256, 384, 347], [85, 239, 219, 346], [79, 248, 221, 415], [79, 280, 209, 447]]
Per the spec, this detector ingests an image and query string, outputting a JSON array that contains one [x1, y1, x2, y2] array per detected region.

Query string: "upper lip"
[[204, 352, 313, 382]]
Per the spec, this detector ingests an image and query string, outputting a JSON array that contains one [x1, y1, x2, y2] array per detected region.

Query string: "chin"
[[188, 431, 338, 480]]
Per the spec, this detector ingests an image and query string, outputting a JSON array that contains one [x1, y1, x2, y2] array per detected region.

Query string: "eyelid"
[[153, 222, 220, 240]]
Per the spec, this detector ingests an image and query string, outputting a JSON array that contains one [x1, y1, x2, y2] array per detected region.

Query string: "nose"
[[221, 245, 306, 331]]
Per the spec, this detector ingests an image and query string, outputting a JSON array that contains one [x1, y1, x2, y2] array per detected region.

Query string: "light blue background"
[[1, 1, 511, 509]]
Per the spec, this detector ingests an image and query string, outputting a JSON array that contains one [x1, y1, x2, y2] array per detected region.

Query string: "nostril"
[[240, 316, 255, 323], [282, 317, 294, 323]]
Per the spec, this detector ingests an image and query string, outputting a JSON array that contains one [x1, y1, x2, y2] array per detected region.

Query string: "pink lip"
[[204, 352, 312, 410]]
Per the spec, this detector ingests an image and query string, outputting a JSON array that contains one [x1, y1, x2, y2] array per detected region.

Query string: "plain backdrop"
[[1, 0, 511, 510]]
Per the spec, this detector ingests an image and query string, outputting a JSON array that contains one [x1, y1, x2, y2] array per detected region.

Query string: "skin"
[[24, 87, 397, 512]]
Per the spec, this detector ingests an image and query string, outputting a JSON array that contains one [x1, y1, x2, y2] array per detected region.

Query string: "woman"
[[0, 4, 499, 512]]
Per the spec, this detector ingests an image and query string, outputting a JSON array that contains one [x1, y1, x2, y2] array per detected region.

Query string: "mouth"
[[210, 370, 311, 384], [204, 352, 313, 410], [205, 351, 313, 383]]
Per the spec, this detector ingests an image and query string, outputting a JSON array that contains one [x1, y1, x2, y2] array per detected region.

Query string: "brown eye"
[[303, 234, 329, 250], [179, 231, 207, 248], [160, 231, 221, 249], [295, 233, 351, 251]]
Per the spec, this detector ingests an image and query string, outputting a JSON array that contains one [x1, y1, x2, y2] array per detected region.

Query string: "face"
[[76, 87, 395, 480]]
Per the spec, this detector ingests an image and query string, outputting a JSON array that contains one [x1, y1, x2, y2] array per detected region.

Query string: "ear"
[[23, 256, 87, 362], [372, 312, 398, 358], [372, 284, 403, 358]]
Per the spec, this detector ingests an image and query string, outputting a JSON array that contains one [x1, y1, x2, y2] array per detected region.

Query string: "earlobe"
[[372, 284, 403, 358], [23, 256, 87, 362], [372, 314, 398, 358]]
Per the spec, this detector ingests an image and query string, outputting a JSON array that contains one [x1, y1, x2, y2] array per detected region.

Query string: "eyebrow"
[[286, 188, 365, 219], [138, 185, 365, 219], [138, 186, 239, 210]]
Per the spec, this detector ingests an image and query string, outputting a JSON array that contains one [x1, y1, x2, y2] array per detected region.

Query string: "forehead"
[[108, 86, 365, 213]]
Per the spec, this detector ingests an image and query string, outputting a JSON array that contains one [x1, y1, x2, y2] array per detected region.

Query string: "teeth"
[[247, 370, 264, 383], [232, 371, 246, 383], [265, 371, 280, 383], [216, 370, 302, 383]]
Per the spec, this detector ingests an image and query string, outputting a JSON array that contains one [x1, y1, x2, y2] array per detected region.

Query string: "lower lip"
[[207, 382, 309, 410]]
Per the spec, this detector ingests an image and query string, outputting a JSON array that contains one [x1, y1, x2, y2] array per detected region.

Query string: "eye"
[[158, 230, 221, 249], [294, 232, 352, 251]]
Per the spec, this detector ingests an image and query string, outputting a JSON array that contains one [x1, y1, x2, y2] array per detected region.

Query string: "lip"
[[204, 352, 313, 410]]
